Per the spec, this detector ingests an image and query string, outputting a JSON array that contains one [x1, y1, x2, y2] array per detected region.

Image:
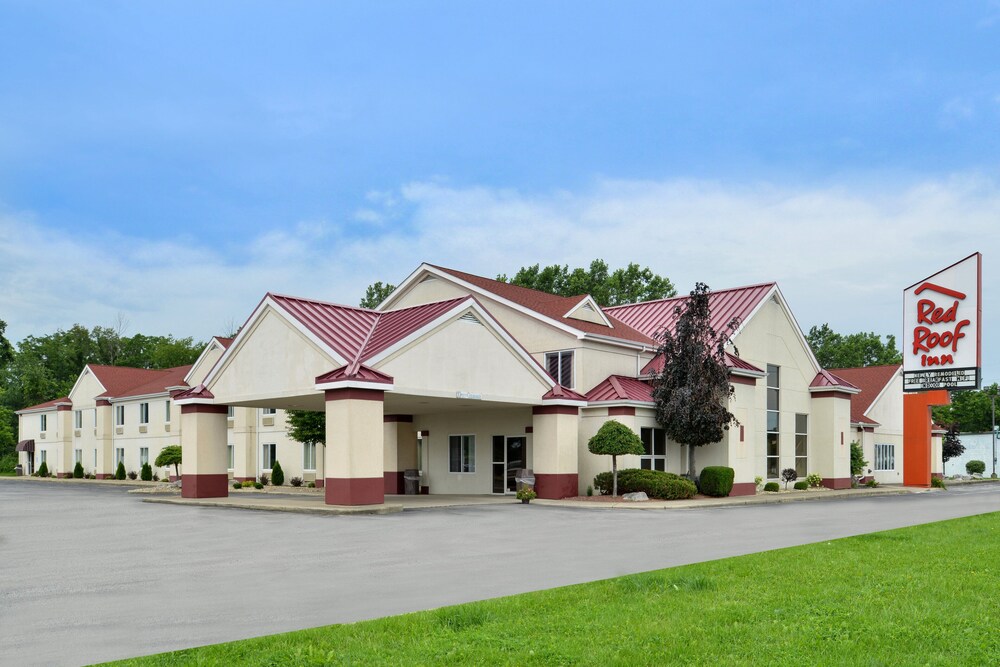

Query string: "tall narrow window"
[[164, 401, 171, 423], [40, 450, 47, 465], [93, 449, 98, 467], [75, 410, 83, 429], [74, 449, 82, 464], [766, 364, 779, 479], [875, 443, 895, 471], [115, 448, 124, 467], [262, 443, 276, 470], [40, 414, 47, 431], [544, 350, 574, 388], [228, 445, 235, 470], [140, 447, 149, 466], [227, 406, 235, 419], [795, 414, 808, 477], [139, 403, 149, 425], [115, 405, 125, 426], [640, 427, 667, 471], [303, 442, 316, 471], [449, 435, 476, 473]]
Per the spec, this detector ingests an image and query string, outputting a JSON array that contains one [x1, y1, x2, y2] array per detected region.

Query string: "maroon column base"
[[58, 472, 73, 478], [96, 473, 113, 480], [730, 482, 756, 496], [420, 485, 429, 495], [931, 472, 943, 480], [535, 473, 578, 499], [384, 471, 403, 495], [182, 474, 229, 498], [169, 475, 179, 482], [821, 477, 852, 490], [325, 477, 384, 505], [314, 478, 325, 488]]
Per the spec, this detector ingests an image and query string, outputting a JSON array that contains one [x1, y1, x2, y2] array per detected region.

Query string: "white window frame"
[[227, 444, 234, 471], [164, 400, 171, 423], [766, 364, 780, 479], [874, 443, 895, 471], [40, 414, 47, 431], [449, 434, 476, 473], [74, 449, 82, 465], [640, 427, 667, 472], [115, 405, 125, 426], [544, 350, 574, 388], [74, 410, 83, 429], [261, 443, 277, 471], [262, 407, 277, 416], [39, 450, 47, 465], [93, 449, 98, 467], [227, 406, 235, 420], [139, 402, 149, 425], [303, 442, 316, 471], [140, 447, 149, 467], [794, 413, 808, 478], [115, 447, 125, 467]]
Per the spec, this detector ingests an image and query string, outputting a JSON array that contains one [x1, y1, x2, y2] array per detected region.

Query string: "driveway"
[[3, 480, 1000, 666]]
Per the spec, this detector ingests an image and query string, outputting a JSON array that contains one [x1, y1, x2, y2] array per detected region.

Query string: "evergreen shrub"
[[593, 468, 696, 500], [763, 481, 780, 492], [73, 461, 84, 478], [115, 461, 126, 480], [699, 466, 735, 497], [140, 463, 152, 481], [271, 460, 284, 486]]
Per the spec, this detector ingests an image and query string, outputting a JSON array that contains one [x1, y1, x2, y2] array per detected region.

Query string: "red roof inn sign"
[[903, 252, 982, 392]]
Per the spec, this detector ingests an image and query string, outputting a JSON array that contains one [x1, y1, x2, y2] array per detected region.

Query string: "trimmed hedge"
[[966, 460, 986, 475], [793, 480, 808, 490], [763, 481, 780, 492], [699, 466, 735, 497], [593, 468, 697, 500]]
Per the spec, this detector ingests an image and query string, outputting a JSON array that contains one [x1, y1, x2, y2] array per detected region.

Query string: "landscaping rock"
[[622, 491, 648, 502]]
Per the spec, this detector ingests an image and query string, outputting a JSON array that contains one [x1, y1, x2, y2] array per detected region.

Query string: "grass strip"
[[104, 512, 1000, 666]]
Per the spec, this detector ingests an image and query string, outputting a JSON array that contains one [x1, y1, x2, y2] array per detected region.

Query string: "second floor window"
[[545, 350, 574, 388], [139, 403, 149, 425], [115, 405, 125, 426]]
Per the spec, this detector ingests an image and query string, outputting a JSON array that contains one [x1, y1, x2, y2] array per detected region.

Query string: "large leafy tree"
[[806, 324, 902, 368], [359, 282, 396, 309], [286, 410, 325, 448], [498, 260, 676, 306], [941, 425, 965, 474], [651, 283, 739, 481], [0, 319, 14, 368], [154, 445, 182, 479], [587, 420, 644, 497], [934, 384, 1000, 434]]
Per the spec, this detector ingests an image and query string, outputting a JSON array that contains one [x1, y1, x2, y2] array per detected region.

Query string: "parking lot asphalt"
[[3, 479, 1000, 667]]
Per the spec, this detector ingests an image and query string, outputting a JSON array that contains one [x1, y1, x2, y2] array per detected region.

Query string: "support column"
[[532, 405, 580, 499], [55, 404, 73, 477], [810, 391, 853, 489], [325, 389, 385, 505], [383, 415, 415, 495], [95, 399, 113, 479], [903, 390, 950, 487], [180, 404, 229, 498]]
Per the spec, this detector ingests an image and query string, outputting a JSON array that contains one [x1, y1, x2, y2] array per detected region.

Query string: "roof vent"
[[459, 312, 482, 325], [419, 275, 438, 283]]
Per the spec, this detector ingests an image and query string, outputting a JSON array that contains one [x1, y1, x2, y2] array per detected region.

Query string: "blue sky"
[[1, 1, 998, 380]]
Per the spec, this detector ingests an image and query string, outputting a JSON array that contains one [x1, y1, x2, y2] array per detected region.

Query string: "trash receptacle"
[[14, 464, 23, 477], [403, 469, 420, 495], [514, 468, 535, 491]]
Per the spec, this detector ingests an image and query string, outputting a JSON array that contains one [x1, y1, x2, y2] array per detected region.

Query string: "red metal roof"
[[605, 282, 776, 341], [316, 365, 393, 385], [172, 384, 214, 402], [270, 293, 472, 366], [585, 375, 654, 403], [431, 266, 655, 346], [16, 396, 71, 413], [809, 369, 860, 392], [215, 337, 235, 349], [640, 351, 765, 377], [542, 384, 588, 402], [825, 364, 902, 425]]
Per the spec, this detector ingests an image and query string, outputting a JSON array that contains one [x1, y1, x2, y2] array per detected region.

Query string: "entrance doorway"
[[492, 436, 527, 494]]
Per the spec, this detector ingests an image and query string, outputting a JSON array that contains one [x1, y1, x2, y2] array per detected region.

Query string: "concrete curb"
[[0, 476, 153, 488], [141, 496, 403, 515]]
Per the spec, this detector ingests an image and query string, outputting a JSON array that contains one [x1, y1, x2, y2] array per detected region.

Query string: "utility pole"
[[992, 387, 997, 479]]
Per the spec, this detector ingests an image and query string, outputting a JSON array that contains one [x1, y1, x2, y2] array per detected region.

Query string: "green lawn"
[[105, 512, 1000, 666]]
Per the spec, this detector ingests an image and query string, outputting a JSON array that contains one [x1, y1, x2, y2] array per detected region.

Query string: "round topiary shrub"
[[271, 460, 284, 486], [232, 481, 242, 490], [73, 461, 84, 479], [763, 481, 780, 492], [253, 482, 264, 490], [140, 462, 153, 481], [793, 480, 808, 490], [699, 466, 735, 497], [593, 468, 697, 500], [115, 461, 126, 480], [966, 460, 986, 475]]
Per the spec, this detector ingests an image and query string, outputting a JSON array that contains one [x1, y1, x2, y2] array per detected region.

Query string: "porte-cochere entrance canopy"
[[173, 292, 586, 505]]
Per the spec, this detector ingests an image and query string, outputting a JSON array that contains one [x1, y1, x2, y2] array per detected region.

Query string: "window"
[[74, 449, 82, 464], [262, 443, 276, 470], [766, 364, 779, 479], [227, 406, 235, 419], [39, 450, 47, 465], [75, 410, 83, 429], [228, 445, 234, 470], [640, 427, 667, 471], [449, 435, 476, 473], [544, 350, 574, 388], [875, 443, 895, 471], [40, 414, 47, 431], [140, 447, 149, 466], [303, 442, 316, 471], [262, 408, 277, 415], [115, 448, 124, 467], [795, 414, 808, 477], [115, 405, 125, 426], [164, 401, 171, 423], [93, 449, 98, 467], [139, 403, 149, 425]]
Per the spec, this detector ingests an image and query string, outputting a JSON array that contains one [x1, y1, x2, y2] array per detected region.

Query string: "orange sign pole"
[[902, 389, 950, 487]]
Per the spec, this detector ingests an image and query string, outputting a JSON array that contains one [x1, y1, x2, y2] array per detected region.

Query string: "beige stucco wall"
[[532, 410, 579, 477], [325, 397, 384, 480], [809, 394, 852, 482], [180, 409, 228, 476], [109, 396, 178, 476], [187, 339, 227, 385], [414, 407, 532, 494]]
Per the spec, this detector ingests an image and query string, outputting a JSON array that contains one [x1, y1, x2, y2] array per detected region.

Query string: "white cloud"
[[1, 174, 998, 381]]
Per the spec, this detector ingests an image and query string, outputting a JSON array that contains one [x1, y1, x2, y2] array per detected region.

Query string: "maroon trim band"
[[608, 406, 635, 416], [730, 482, 756, 496], [525, 426, 533, 434], [532, 405, 579, 416], [811, 391, 852, 400], [181, 473, 230, 498], [384, 471, 404, 494], [180, 404, 229, 415], [325, 388, 385, 402], [821, 477, 852, 490], [56, 404, 72, 412], [96, 399, 112, 407], [325, 477, 384, 505], [729, 375, 758, 386], [534, 473, 578, 499]]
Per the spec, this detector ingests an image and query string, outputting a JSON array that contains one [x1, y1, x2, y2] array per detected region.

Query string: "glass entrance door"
[[493, 435, 527, 494]]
